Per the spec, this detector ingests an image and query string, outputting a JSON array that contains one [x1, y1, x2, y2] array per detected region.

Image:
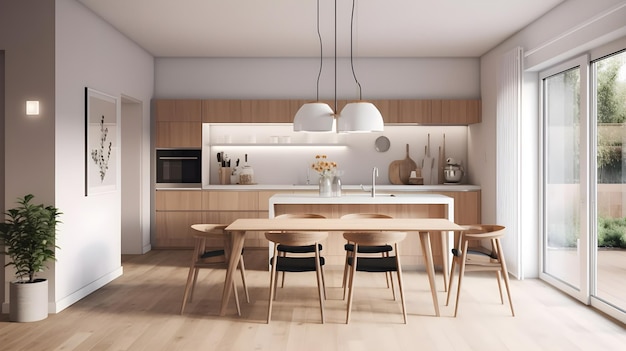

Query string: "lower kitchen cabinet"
[[153, 189, 480, 251], [154, 190, 203, 247]]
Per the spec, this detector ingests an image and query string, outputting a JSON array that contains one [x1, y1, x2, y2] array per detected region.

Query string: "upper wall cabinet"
[[203, 99, 300, 123], [431, 99, 481, 125], [378, 99, 481, 125], [155, 99, 202, 148], [157, 99, 481, 129]]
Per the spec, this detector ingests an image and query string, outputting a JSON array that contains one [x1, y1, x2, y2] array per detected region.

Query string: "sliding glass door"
[[593, 50, 626, 314], [541, 56, 589, 301], [541, 46, 626, 320]]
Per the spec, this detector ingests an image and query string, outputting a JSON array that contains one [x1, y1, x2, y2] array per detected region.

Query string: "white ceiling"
[[78, 0, 564, 58]]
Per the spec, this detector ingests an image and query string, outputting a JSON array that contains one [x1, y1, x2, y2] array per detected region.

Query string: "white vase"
[[318, 175, 332, 197], [9, 279, 49, 322]]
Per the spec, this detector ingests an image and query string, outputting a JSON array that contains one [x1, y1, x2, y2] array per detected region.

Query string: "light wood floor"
[[1, 249, 626, 351]]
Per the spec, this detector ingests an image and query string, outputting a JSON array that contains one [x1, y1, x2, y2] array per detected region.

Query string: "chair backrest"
[[340, 213, 392, 219], [265, 231, 329, 246], [191, 224, 228, 237], [275, 213, 326, 219], [343, 231, 406, 247], [461, 224, 505, 241]]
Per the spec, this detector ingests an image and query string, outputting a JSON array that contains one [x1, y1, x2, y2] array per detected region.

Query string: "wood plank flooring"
[[1, 249, 625, 351]]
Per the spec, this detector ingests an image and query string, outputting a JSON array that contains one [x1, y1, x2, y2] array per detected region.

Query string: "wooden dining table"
[[222, 217, 464, 317]]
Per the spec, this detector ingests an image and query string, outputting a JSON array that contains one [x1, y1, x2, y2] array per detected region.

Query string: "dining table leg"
[[440, 230, 449, 292], [220, 230, 246, 316], [419, 231, 440, 317]]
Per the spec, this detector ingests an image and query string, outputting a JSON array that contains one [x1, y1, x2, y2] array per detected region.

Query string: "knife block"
[[219, 167, 231, 185]]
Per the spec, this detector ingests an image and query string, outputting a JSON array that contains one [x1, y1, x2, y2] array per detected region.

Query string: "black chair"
[[265, 230, 328, 323], [274, 213, 327, 290], [344, 230, 408, 324], [341, 213, 394, 299]]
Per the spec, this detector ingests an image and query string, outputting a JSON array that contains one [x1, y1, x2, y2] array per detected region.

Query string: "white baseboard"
[[51, 267, 124, 313]]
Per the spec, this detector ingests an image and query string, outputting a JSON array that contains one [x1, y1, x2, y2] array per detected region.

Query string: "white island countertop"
[[268, 193, 454, 219]]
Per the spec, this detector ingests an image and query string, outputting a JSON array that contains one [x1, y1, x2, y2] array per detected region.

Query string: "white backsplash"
[[203, 124, 468, 186]]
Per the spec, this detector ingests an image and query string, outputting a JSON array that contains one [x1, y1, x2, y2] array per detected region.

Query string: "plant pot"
[[9, 279, 49, 322]]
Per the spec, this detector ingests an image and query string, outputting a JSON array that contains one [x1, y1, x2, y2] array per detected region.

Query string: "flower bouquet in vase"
[[311, 155, 337, 197]]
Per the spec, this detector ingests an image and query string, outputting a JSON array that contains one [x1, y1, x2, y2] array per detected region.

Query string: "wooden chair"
[[180, 224, 249, 316], [344, 230, 408, 324], [274, 213, 327, 291], [265, 230, 328, 324], [341, 213, 394, 299], [445, 224, 515, 317]]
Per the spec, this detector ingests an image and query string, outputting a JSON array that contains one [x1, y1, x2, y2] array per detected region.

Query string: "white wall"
[[478, 0, 626, 278], [51, 0, 153, 311], [155, 57, 480, 100]]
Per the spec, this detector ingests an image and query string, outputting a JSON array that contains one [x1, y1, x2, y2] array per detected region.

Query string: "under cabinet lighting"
[[26, 100, 40, 115]]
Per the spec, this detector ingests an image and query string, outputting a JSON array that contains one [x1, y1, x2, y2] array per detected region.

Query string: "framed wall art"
[[85, 87, 119, 196]]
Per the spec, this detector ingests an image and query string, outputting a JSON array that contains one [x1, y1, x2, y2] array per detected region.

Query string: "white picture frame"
[[85, 87, 119, 196]]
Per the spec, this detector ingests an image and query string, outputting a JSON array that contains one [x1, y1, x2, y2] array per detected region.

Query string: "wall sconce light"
[[26, 100, 40, 115]]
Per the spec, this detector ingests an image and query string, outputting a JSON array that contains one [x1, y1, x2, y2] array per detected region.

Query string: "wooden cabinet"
[[154, 100, 202, 147], [157, 98, 481, 126], [368, 99, 480, 125], [154, 190, 203, 247], [242, 100, 294, 123], [202, 99, 242, 123], [431, 99, 481, 125]]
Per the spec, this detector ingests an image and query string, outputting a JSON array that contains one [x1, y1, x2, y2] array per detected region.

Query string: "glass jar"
[[332, 174, 342, 197], [318, 175, 332, 197]]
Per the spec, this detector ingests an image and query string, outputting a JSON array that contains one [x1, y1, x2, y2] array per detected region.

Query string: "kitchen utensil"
[[388, 160, 403, 184], [444, 165, 464, 183], [398, 144, 418, 184], [422, 134, 432, 184], [375, 136, 390, 152], [444, 158, 464, 183], [240, 154, 255, 184], [439, 133, 446, 184]]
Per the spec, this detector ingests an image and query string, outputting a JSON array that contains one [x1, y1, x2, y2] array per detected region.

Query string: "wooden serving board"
[[389, 144, 417, 185], [388, 161, 403, 184], [399, 144, 418, 184]]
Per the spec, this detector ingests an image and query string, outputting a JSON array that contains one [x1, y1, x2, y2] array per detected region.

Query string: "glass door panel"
[[543, 66, 582, 289], [594, 50, 626, 311]]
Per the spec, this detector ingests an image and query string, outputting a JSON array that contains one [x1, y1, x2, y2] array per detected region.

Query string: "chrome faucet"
[[371, 166, 378, 197]]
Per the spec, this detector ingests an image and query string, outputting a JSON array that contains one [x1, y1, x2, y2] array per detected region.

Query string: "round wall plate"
[[375, 136, 390, 152]]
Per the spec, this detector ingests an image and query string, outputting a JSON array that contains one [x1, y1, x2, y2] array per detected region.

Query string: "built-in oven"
[[156, 149, 202, 188]]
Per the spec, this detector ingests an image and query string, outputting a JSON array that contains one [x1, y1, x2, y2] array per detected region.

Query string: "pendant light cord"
[[334, 0, 338, 113], [315, 0, 323, 101], [349, 0, 362, 100]]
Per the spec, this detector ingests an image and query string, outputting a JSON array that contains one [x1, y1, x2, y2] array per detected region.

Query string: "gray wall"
[[0, 0, 56, 310]]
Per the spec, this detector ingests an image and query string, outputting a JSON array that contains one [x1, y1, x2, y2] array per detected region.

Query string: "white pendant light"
[[338, 101, 384, 133], [338, 0, 384, 133], [293, 0, 334, 133], [293, 102, 335, 132]]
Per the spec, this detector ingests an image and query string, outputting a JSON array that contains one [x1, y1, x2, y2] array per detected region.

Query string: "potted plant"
[[0, 194, 61, 322]]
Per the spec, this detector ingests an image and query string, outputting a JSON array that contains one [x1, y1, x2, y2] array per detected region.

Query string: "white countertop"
[[268, 193, 455, 220], [269, 193, 454, 205], [155, 184, 480, 191]]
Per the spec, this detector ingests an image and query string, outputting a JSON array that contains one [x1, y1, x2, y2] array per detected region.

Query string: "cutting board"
[[389, 144, 417, 185]]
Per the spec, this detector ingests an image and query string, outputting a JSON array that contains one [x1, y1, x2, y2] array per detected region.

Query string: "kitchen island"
[[268, 193, 457, 285]]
